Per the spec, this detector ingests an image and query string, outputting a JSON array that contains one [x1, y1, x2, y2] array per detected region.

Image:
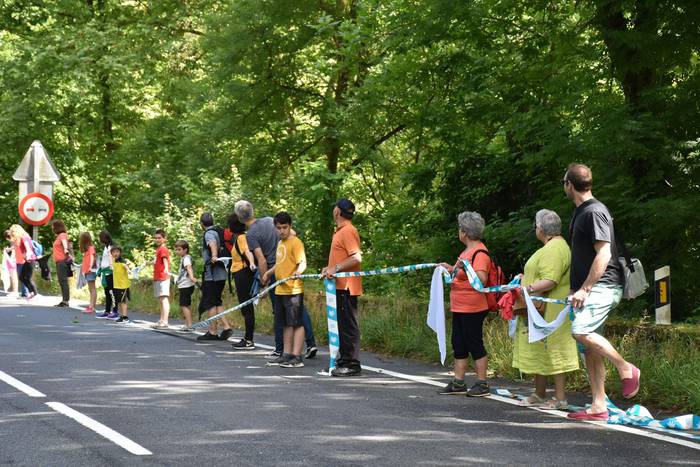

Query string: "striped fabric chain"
[[189, 273, 322, 331]]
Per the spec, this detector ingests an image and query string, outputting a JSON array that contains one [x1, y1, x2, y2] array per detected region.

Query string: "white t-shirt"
[[99, 245, 112, 270], [177, 255, 195, 288]]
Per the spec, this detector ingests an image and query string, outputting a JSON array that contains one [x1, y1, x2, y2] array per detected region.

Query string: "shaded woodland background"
[[1, 0, 698, 319]]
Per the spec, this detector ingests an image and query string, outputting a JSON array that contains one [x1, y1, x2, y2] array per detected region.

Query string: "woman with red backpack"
[[438, 211, 494, 398], [9, 224, 38, 299]]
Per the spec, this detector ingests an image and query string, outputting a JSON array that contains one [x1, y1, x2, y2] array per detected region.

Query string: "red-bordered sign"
[[19, 192, 54, 226]]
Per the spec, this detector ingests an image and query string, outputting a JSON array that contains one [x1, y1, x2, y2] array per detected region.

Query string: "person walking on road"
[[563, 163, 640, 421], [321, 198, 363, 377], [51, 220, 72, 307]]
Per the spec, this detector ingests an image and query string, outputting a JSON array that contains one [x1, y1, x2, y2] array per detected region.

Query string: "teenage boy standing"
[[263, 212, 307, 368]]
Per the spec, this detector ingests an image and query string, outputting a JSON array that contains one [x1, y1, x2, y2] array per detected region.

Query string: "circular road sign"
[[18, 192, 54, 226]]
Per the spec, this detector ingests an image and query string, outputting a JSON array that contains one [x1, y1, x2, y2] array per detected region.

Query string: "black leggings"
[[104, 274, 116, 313], [451, 310, 489, 361], [19, 262, 37, 295], [233, 268, 255, 341]]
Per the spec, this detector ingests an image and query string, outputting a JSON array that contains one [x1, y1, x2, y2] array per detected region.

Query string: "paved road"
[[0, 299, 698, 466]]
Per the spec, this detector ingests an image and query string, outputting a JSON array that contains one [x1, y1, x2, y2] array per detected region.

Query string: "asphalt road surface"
[[1, 297, 698, 466]]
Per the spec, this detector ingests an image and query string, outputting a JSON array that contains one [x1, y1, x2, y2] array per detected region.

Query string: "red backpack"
[[470, 249, 506, 312]]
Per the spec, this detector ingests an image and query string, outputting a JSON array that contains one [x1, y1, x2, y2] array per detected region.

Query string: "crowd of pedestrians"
[[1, 162, 642, 411]]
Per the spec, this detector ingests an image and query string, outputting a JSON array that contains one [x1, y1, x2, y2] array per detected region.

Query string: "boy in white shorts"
[[152, 229, 171, 329]]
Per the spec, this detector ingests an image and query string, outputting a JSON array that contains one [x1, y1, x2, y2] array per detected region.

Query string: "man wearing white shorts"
[[563, 163, 640, 421]]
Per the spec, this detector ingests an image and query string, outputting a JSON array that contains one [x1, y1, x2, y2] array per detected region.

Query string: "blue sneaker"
[[95, 311, 110, 319], [106, 312, 119, 320]]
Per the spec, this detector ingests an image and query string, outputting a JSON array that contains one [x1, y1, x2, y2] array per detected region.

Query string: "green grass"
[[40, 277, 700, 414]]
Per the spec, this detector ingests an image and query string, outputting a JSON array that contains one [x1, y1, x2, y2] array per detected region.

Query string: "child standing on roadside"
[[110, 245, 132, 323], [152, 229, 171, 329], [79, 232, 98, 313], [175, 240, 197, 329], [263, 212, 307, 368]]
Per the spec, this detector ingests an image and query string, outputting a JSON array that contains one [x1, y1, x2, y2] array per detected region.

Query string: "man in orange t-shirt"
[[322, 198, 363, 377]]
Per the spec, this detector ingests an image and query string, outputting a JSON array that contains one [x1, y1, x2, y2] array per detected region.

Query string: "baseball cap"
[[336, 198, 355, 217]]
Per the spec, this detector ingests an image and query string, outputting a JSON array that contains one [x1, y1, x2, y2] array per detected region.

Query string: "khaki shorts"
[[154, 279, 171, 298]]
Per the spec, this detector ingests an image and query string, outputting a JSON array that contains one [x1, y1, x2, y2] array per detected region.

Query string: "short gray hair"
[[457, 211, 485, 240], [535, 209, 561, 236], [234, 200, 254, 222]]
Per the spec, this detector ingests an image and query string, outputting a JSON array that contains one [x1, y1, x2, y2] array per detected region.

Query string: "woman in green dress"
[[513, 209, 579, 409]]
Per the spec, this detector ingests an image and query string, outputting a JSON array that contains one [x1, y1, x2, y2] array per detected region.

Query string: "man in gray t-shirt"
[[196, 212, 233, 342], [235, 200, 317, 358], [245, 216, 278, 269]]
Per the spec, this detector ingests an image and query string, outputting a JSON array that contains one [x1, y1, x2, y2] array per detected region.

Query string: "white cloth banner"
[[523, 288, 571, 343], [427, 266, 449, 365]]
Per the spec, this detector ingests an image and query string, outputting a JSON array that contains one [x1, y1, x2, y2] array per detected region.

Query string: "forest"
[[1, 0, 698, 320]]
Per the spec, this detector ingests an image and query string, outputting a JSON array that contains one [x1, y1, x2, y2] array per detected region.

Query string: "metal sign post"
[[654, 266, 671, 325], [12, 141, 61, 240]]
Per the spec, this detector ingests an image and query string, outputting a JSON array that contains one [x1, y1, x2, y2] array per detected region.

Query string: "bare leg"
[[474, 356, 488, 381], [453, 358, 468, 380], [181, 305, 193, 327], [88, 281, 97, 309], [292, 326, 305, 356], [553, 373, 566, 402], [534, 374, 547, 399], [575, 333, 632, 379], [207, 307, 218, 335], [119, 302, 128, 317], [283, 326, 293, 355], [159, 296, 170, 324], [585, 350, 608, 413]]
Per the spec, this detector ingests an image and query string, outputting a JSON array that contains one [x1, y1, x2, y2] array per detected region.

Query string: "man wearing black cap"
[[322, 198, 363, 376]]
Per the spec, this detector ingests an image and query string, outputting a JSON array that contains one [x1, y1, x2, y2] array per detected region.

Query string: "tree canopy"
[[1, 0, 698, 318]]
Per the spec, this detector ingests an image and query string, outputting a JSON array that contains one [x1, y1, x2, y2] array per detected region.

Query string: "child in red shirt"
[[152, 229, 171, 329]]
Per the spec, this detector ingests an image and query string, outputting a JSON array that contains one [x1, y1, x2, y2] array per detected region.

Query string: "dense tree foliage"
[[1, 0, 698, 318]]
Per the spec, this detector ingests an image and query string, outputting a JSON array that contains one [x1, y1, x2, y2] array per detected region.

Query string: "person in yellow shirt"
[[110, 246, 132, 324], [262, 212, 306, 368]]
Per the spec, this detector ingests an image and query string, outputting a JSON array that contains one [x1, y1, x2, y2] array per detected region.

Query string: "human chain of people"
[[4, 163, 698, 434]]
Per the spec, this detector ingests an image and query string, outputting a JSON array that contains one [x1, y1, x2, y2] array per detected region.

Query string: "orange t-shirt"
[[449, 242, 491, 313], [81, 245, 96, 274], [328, 222, 362, 296], [53, 232, 69, 262]]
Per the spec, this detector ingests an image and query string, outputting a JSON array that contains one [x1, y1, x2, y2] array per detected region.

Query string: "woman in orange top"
[[439, 211, 492, 397], [79, 232, 98, 313], [52, 220, 72, 307]]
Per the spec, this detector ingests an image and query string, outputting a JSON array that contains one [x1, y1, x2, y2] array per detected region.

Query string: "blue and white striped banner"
[[324, 278, 340, 372]]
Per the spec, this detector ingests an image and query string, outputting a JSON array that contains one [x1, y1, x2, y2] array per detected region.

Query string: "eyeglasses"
[[560, 178, 569, 186]]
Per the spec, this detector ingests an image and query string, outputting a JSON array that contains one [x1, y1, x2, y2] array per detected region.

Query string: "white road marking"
[[46, 402, 152, 456], [124, 317, 700, 451], [362, 366, 700, 451], [0, 370, 46, 397]]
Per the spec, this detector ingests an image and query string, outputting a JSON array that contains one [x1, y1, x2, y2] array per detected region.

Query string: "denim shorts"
[[571, 284, 622, 336], [85, 271, 97, 282]]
